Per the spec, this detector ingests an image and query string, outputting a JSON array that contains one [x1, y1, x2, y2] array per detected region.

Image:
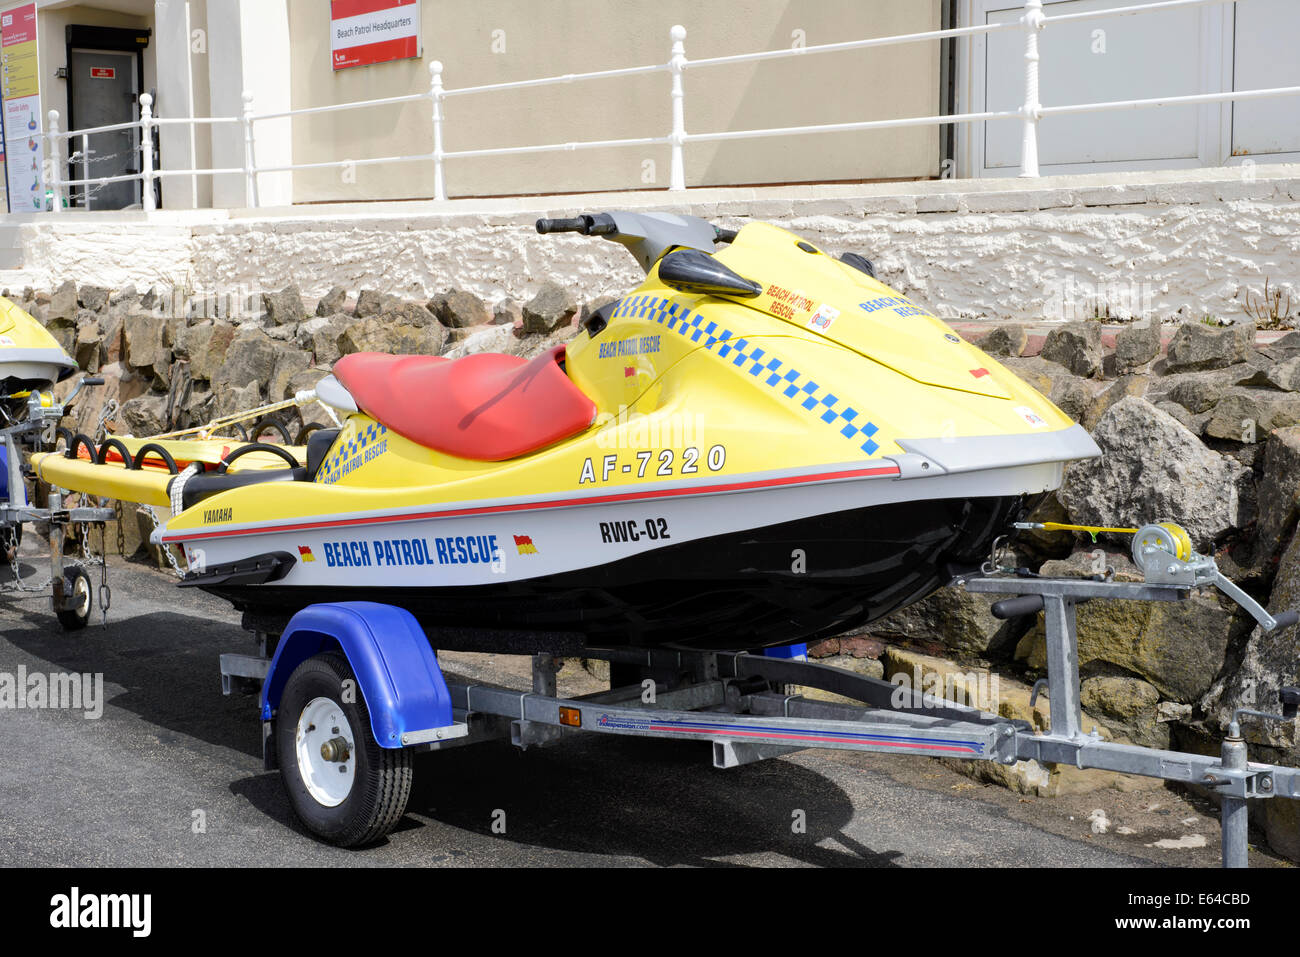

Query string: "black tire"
[[55, 566, 92, 631], [276, 652, 412, 847]]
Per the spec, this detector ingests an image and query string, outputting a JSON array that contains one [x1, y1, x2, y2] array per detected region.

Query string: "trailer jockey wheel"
[[55, 566, 93, 631], [276, 652, 413, 847]]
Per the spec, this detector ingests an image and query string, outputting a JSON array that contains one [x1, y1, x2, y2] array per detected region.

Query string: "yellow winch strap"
[[1037, 522, 1141, 535]]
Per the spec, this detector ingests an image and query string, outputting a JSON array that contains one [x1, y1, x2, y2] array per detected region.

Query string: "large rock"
[[354, 289, 431, 320], [1079, 676, 1167, 749], [337, 317, 446, 357], [1017, 550, 1248, 702], [315, 285, 347, 317], [299, 313, 353, 366], [1039, 321, 1102, 378], [182, 321, 237, 383], [74, 317, 103, 374], [211, 328, 278, 396], [1235, 355, 1300, 393], [122, 312, 170, 374], [212, 381, 262, 421], [262, 284, 307, 326], [1114, 322, 1161, 371], [869, 581, 1033, 660], [881, 647, 1142, 796], [1154, 367, 1240, 414], [430, 290, 490, 329], [77, 285, 110, 313], [1264, 331, 1300, 363], [1082, 374, 1148, 431], [1247, 427, 1300, 568], [521, 282, 578, 336], [978, 325, 1028, 357], [1165, 320, 1256, 372], [268, 345, 312, 401], [47, 280, 78, 322], [117, 393, 169, 437], [1204, 388, 1300, 442], [999, 355, 1097, 423], [1059, 397, 1252, 551], [1201, 527, 1300, 749]]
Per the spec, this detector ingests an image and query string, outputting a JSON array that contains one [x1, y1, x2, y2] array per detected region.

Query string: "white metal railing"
[[35, 0, 1300, 213]]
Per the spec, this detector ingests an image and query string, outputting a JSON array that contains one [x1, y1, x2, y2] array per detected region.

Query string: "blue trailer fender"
[[260, 602, 454, 749]]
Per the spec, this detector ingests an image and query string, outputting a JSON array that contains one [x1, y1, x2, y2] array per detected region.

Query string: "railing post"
[[82, 133, 92, 211], [1019, 0, 1045, 178], [45, 110, 62, 214], [668, 24, 687, 191], [429, 60, 446, 201], [139, 93, 156, 212], [242, 90, 260, 208]]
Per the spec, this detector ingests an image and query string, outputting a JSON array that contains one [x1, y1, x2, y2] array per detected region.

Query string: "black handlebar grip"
[[990, 595, 1045, 620], [81, 377, 105, 387], [535, 217, 587, 234], [1271, 610, 1299, 631]]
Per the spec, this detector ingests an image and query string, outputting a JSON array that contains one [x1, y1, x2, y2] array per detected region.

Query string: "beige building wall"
[[286, 0, 942, 203]]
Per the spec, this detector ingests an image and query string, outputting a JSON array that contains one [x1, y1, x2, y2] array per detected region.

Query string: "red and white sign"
[[330, 0, 420, 71], [90, 67, 116, 79]]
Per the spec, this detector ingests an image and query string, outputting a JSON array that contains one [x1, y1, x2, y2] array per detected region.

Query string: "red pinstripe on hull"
[[161, 464, 901, 544]]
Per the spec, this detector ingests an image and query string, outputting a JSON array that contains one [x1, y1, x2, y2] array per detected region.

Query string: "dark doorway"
[[64, 25, 151, 210]]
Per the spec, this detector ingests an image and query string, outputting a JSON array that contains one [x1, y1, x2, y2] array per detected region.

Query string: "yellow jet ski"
[[33, 211, 1100, 652]]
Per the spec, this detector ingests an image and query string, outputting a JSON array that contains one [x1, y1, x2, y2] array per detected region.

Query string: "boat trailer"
[[1, 378, 114, 630], [221, 534, 1300, 864]]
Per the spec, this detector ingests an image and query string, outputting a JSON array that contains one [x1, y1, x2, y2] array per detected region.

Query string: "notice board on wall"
[[330, 0, 421, 71], [1, 2, 43, 212]]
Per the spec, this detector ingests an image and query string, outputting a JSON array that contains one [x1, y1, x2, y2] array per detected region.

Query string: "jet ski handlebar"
[[536, 210, 739, 273], [535, 214, 617, 236]]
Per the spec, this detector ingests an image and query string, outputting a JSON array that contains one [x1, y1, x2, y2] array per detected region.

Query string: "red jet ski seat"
[[332, 345, 597, 461]]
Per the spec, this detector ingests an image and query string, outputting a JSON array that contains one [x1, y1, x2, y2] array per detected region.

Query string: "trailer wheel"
[[55, 566, 93, 631], [276, 652, 412, 847]]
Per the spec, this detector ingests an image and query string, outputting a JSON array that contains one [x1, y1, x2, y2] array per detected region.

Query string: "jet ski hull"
[[196, 492, 1023, 653]]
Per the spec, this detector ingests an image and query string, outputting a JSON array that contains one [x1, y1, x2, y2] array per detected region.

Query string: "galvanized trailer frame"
[[1, 393, 115, 625], [228, 570, 1300, 867]]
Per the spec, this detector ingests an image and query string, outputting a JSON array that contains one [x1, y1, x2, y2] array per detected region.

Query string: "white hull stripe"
[[162, 462, 902, 544]]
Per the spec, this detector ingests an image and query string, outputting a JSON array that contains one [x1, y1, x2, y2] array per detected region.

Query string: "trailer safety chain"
[[3, 528, 51, 594], [139, 505, 186, 579], [95, 399, 119, 445], [97, 521, 111, 626], [114, 500, 125, 556]]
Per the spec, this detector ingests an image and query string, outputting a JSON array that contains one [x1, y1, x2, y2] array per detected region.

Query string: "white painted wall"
[[205, 0, 291, 207], [4, 165, 1298, 327]]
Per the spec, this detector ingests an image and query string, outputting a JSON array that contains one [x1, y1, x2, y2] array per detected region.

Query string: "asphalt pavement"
[[0, 550, 1274, 868]]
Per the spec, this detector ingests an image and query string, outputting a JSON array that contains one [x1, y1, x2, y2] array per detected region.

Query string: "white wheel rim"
[[295, 696, 356, 808], [72, 574, 91, 618]]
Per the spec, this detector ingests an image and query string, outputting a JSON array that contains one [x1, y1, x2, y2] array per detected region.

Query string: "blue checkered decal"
[[318, 421, 389, 485], [610, 295, 880, 456]]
